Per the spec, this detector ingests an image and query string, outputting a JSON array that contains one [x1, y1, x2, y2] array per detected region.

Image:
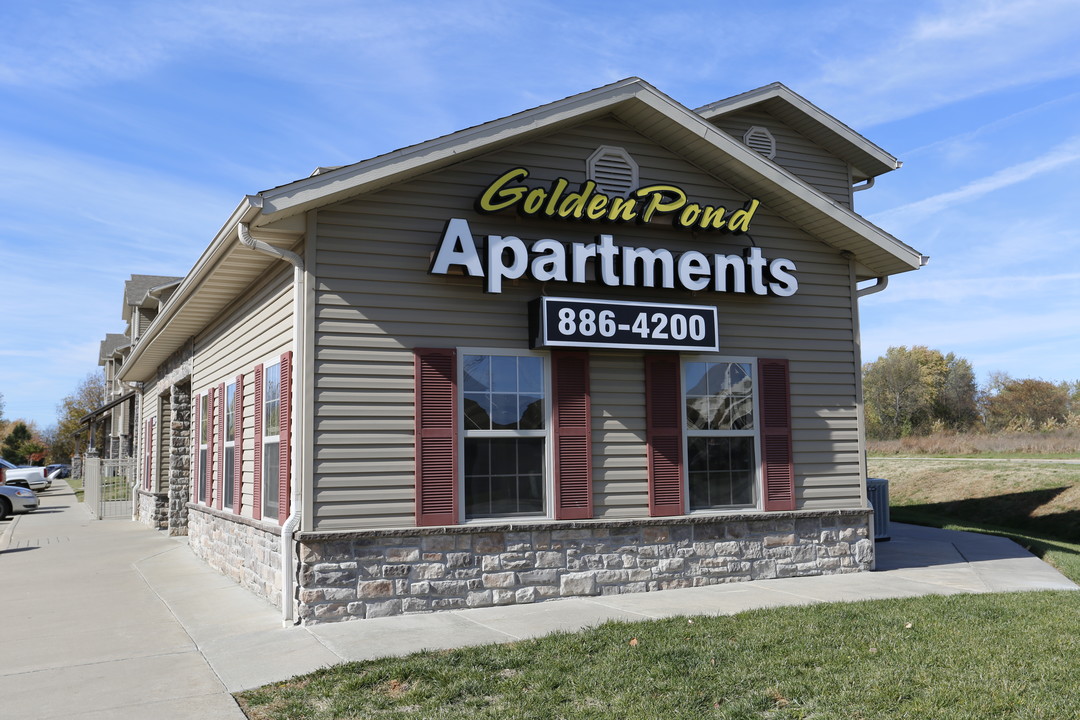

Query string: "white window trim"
[[222, 381, 237, 514], [457, 347, 553, 524], [681, 355, 763, 513], [261, 360, 282, 520], [195, 391, 209, 505]]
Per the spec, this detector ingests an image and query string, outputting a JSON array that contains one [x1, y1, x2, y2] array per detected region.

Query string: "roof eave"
[[118, 199, 266, 383]]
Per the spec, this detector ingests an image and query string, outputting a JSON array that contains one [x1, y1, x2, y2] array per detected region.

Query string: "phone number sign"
[[529, 297, 719, 352]]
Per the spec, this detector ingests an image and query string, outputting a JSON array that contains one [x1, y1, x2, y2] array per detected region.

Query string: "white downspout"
[[238, 222, 305, 626], [856, 276, 888, 298]]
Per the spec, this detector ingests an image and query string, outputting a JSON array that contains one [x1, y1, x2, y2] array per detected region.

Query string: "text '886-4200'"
[[530, 297, 719, 352]]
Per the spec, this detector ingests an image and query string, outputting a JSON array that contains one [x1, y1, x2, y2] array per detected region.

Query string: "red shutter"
[[759, 358, 795, 511], [234, 374, 244, 515], [192, 395, 200, 499], [144, 419, 153, 491], [646, 353, 684, 516], [278, 351, 293, 525], [206, 386, 216, 506], [552, 350, 592, 520], [149, 417, 155, 491], [252, 364, 264, 521], [217, 382, 225, 510], [414, 348, 458, 526]]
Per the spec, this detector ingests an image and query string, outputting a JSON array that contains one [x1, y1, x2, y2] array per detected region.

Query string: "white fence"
[[82, 457, 136, 520]]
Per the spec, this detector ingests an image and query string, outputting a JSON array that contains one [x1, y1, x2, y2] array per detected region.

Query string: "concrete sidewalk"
[[1, 482, 1075, 719]]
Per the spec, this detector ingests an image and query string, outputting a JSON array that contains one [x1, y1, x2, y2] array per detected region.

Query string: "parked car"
[[0, 484, 38, 520], [45, 463, 71, 479], [0, 458, 50, 492]]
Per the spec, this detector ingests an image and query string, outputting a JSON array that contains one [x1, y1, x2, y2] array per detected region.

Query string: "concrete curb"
[[0, 510, 22, 552]]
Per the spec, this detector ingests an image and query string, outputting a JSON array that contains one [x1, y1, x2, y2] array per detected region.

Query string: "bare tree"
[[51, 372, 107, 462]]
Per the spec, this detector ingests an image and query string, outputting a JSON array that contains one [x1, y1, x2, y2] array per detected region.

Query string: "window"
[[197, 394, 208, 504], [223, 382, 236, 511], [461, 353, 546, 519], [684, 360, 758, 509], [262, 362, 281, 519]]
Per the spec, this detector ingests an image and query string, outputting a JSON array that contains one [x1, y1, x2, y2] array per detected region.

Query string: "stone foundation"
[[188, 504, 282, 607], [295, 510, 873, 623], [137, 489, 169, 530]]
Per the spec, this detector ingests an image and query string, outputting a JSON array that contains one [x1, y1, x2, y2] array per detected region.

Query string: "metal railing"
[[82, 456, 136, 520]]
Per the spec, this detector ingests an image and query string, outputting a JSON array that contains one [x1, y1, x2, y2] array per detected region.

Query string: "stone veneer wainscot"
[[294, 509, 873, 623], [188, 503, 283, 607], [137, 489, 169, 530]]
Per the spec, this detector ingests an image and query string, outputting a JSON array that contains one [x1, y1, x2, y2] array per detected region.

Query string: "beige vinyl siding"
[[590, 351, 646, 518], [193, 265, 295, 519], [710, 109, 853, 209], [312, 115, 863, 531]]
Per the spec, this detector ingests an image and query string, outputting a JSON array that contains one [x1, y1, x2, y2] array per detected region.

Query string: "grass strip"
[[67, 476, 84, 503], [237, 591, 1080, 720]]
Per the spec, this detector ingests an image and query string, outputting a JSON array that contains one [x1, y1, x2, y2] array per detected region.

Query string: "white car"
[[0, 458, 50, 492]]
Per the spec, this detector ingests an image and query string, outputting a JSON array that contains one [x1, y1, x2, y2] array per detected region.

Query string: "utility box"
[[866, 478, 890, 541]]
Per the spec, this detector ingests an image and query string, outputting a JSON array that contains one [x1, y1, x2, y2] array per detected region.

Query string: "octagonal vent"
[[743, 126, 776, 159], [587, 146, 638, 196]]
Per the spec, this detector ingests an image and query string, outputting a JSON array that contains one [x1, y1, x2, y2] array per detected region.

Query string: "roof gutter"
[[237, 222, 305, 627]]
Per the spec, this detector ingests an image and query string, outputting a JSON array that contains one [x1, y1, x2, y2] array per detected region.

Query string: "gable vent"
[[587, 146, 638, 196], [743, 126, 776, 159]]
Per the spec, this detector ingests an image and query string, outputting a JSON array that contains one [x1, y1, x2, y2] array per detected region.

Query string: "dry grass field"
[[868, 427, 1080, 457]]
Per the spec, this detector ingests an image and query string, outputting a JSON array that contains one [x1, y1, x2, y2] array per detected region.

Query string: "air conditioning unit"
[[866, 478, 890, 541]]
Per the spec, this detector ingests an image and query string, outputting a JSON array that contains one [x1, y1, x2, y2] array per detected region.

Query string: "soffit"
[[118, 214, 303, 382]]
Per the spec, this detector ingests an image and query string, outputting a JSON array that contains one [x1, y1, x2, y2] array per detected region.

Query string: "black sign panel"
[[530, 297, 719, 352]]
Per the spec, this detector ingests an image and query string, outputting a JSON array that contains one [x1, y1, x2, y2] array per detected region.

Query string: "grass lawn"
[[67, 475, 84, 502], [237, 591, 1080, 720], [237, 457, 1080, 719]]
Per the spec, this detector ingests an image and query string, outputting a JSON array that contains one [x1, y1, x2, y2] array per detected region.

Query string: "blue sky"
[[1, 0, 1079, 430]]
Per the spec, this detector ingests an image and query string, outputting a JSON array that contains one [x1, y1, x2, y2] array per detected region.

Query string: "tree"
[[983, 378, 1068, 431], [863, 346, 978, 439], [1, 421, 45, 465], [863, 347, 930, 438], [936, 354, 979, 429], [52, 372, 107, 462]]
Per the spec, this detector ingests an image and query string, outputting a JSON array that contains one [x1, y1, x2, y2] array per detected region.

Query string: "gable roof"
[[695, 82, 901, 183], [251, 77, 921, 273], [98, 333, 129, 364], [121, 274, 183, 322], [120, 77, 924, 382]]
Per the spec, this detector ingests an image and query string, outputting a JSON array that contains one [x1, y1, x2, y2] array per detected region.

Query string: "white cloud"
[[870, 136, 1080, 228], [805, 0, 1080, 126]]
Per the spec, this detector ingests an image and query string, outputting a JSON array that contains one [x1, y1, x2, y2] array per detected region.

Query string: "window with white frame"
[[223, 382, 236, 510], [197, 394, 208, 504], [461, 352, 547, 519], [262, 362, 281, 519], [684, 359, 758, 509]]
